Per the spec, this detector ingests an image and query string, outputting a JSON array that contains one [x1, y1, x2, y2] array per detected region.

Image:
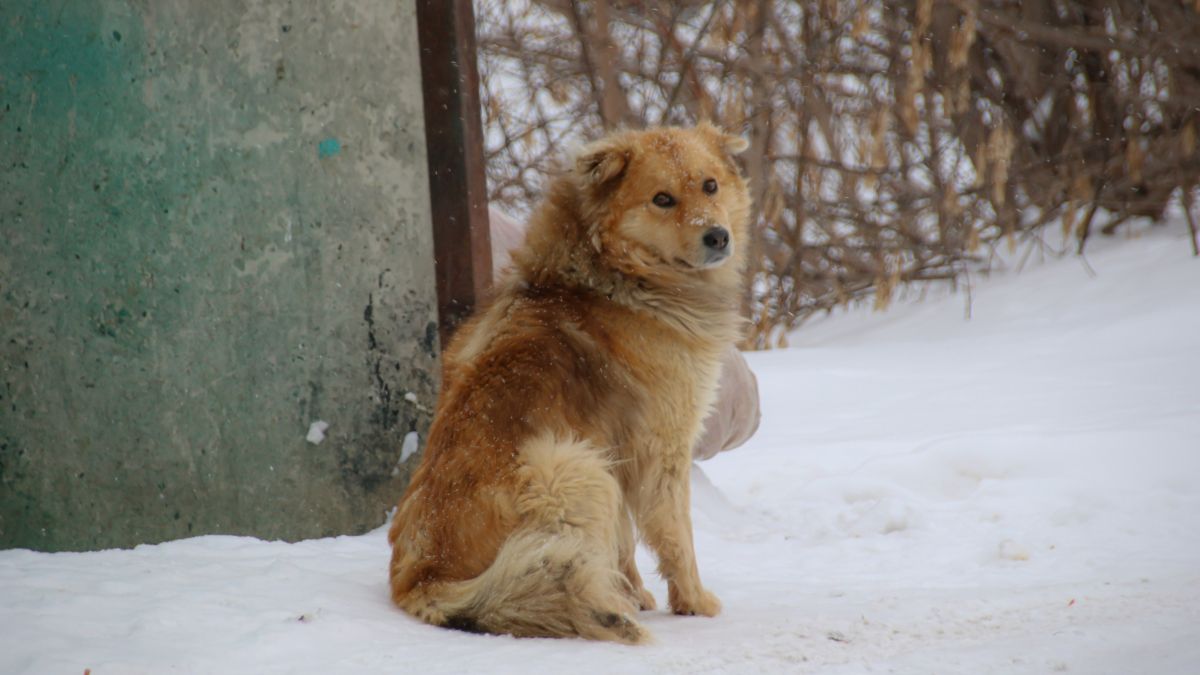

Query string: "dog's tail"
[[394, 433, 649, 644]]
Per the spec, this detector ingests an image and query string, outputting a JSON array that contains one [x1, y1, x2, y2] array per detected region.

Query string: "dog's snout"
[[702, 227, 730, 252]]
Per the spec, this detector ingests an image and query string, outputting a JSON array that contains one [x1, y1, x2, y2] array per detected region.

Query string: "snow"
[[3, 222, 1199, 674], [399, 431, 420, 464], [305, 420, 329, 445]]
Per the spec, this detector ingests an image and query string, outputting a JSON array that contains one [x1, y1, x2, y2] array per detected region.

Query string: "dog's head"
[[573, 123, 751, 285]]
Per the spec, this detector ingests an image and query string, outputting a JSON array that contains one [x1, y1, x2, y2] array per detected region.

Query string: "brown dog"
[[387, 123, 751, 643]]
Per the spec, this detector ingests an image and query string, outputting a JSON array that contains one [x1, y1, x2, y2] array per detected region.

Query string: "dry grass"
[[476, 0, 1200, 348]]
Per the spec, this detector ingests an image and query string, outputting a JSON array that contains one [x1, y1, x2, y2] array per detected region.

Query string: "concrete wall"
[[0, 1, 439, 551]]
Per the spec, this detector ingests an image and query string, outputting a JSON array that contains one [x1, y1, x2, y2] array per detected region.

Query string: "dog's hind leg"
[[410, 433, 650, 644], [514, 433, 649, 643]]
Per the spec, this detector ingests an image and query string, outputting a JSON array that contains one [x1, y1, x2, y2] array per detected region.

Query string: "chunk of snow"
[[305, 420, 329, 444], [399, 431, 419, 463], [403, 391, 430, 413]]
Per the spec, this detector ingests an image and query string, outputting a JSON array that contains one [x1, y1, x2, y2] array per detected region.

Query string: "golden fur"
[[387, 123, 751, 643]]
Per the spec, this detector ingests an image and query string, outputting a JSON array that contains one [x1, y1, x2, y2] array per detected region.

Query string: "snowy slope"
[[3, 221, 1199, 674]]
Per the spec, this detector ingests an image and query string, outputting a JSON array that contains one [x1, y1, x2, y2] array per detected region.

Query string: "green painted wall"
[[0, 1, 439, 551]]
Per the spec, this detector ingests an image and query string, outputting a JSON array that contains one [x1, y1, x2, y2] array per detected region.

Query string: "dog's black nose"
[[702, 227, 730, 252]]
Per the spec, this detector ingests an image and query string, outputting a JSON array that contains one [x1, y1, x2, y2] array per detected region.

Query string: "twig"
[[962, 263, 974, 320], [1076, 181, 1106, 255], [659, 0, 725, 124], [1100, 215, 1131, 236], [1184, 186, 1199, 257]]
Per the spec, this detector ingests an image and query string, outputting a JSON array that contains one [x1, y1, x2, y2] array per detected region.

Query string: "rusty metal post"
[[416, 0, 493, 349]]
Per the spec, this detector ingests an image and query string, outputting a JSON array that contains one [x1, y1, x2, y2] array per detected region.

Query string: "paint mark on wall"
[[317, 137, 341, 159]]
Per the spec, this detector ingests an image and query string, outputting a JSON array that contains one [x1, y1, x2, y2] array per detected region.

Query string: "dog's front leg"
[[618, 506, 657, 611], [636, 449, 721, 617]]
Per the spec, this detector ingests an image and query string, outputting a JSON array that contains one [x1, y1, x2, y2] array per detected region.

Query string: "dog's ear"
[[697, 120, 750, 157], [721, 133, 750, 155], [575, 139, 631, 187]]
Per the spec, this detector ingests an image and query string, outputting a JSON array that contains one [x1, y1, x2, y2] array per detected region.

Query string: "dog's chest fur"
[[606, 309, 725, 456]]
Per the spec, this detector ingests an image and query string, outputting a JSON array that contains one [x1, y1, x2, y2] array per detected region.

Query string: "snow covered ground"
[[3, 221, 1199, 674]]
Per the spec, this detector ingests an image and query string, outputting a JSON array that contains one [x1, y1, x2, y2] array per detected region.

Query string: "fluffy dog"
[[387, 123, 751, 644]]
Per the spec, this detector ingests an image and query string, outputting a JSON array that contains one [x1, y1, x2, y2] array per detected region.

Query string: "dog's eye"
[[702, 178, 718, 195], [652, 192, 677, 208]]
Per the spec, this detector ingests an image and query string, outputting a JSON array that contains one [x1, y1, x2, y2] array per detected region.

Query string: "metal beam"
[[416, 0, 493, 350]]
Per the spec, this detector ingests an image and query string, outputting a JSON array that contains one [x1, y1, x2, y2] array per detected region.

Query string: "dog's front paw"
[[669, 586, 721, 617]]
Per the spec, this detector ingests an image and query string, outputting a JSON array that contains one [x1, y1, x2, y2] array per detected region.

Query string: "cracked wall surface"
[[0, 0, 439, 551]]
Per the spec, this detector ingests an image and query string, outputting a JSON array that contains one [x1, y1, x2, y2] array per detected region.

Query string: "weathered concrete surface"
[[0, 1, 439, 551]]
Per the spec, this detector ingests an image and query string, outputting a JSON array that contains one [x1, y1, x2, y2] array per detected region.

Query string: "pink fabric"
[[692, 346, 761, 460], [487, 206, 761, 459], [488, 207, 525, 275]]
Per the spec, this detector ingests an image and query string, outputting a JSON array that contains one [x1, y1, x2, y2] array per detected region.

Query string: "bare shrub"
[[475, 0, 1200, 348]]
